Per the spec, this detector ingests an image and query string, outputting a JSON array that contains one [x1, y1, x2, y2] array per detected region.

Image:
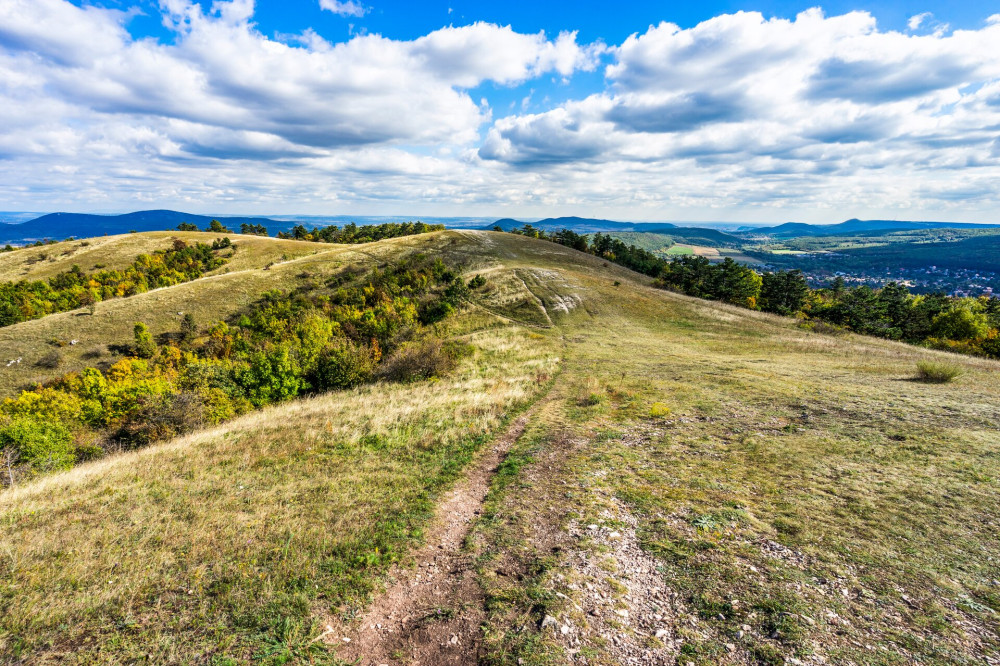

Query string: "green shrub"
[[0, 416, 74, 474], [468, 274, 487, 289], [133, 322, 156, 358], [650, 402, 671, 418], [915, 360, 963, 384], [311, 341, 376, 391]]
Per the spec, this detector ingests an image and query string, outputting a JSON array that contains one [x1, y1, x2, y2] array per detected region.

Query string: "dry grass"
[[0, 233, 445, 396], [0, 316, 560, 663], [4, 230, 1000, 665], [0, 231, 326, 282]]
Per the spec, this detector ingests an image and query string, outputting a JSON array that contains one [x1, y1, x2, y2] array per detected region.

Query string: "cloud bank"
[[0, 1, 999, 219]]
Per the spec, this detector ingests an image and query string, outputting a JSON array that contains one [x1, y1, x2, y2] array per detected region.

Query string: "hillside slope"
[[1, 231, 998, 665]]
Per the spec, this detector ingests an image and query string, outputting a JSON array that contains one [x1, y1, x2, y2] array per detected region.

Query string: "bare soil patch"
[[328, 408, 540, 665]]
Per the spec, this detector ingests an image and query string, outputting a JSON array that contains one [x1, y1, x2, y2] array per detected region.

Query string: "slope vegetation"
[[1, 230, 998, 666]]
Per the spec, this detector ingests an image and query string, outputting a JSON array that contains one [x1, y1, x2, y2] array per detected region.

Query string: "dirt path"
[[328, 406, 540, 665]]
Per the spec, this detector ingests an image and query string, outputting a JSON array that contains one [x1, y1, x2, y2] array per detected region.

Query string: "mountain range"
[[3, 210, 999, 245]]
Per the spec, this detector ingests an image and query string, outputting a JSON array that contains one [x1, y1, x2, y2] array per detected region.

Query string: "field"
[[749, 227, 1000, 273], [1, 230, 998, 664]]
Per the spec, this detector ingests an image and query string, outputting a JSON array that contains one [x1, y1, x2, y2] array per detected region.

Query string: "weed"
[[649, 402, 671, 418]]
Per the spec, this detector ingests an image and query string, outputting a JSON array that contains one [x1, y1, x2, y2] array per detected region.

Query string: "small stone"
[[736, 630, 745, 639], [587, 524, 599, 531], [341, 637, 351, 643], [654, 628, 669, 639], [716, 613, 726, 621], [541, 614, 559, 631], [449, 634, 459, 645], [560, 624, 570, 635], [726, 643, 736, 652]]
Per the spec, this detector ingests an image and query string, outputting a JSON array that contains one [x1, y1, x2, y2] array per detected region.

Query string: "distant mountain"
[[489, 216, 678, 233], [749, 218, 1000, 238], [0, 210, 294, 244]]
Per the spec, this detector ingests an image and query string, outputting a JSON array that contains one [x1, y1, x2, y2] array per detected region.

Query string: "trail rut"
[[328, 404, 541, 665]]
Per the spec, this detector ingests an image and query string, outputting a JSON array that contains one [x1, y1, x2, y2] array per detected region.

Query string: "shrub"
[[36, 351, 62, 369], [312, 340, 376, 390], [650, 402, 671, 418], [375, 339, 463, 383], [468, 274, 487, 289], [420, 300, 454, 325], [0, 416, 74, 474], [108, 392, 205, 450], [133, 322, 156, 358], [915, 360, 963, 384]]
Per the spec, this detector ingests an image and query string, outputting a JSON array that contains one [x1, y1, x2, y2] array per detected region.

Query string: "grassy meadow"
[[1, 230, 998, 664]]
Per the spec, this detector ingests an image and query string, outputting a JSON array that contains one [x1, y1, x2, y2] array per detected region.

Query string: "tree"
[[133, 322, 156, 358], [931, 301, 990, 341], [830, 276, 846, 299], [180, 313, 197, 343], [177, 222, 198, 231], [759, 270, 809, 316], [709, 258, 762, 308], [207, 219, 230, 233], [240, 223, 268, 236]]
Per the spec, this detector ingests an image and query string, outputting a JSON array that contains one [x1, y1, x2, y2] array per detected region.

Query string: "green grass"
[[3, 229, 999, 664], [915, 360, 964, 384], [0, 305, 560, 663]]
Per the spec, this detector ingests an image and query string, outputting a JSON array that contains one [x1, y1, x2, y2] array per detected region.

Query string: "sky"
[[1, 1, 999, 222]]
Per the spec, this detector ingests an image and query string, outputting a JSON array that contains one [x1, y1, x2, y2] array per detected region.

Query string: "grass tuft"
[[915, 360, 963, 383]]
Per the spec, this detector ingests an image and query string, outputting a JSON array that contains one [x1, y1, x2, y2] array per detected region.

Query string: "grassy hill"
[[1, 230, 998, 665]]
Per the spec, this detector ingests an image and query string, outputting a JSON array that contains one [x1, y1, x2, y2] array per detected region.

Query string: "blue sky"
[[1, 0, 1000, 221]]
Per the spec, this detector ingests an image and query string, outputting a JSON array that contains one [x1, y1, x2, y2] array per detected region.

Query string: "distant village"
[[801, 266, 999, 298]]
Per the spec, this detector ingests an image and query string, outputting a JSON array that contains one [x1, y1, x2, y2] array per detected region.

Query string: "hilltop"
[[0, 229, 998, 665]]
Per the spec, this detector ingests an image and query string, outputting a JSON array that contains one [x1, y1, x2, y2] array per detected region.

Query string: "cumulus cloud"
[[0, 0, 608, 211], [0, 1, 999, 219], [478, 9, 1000, 216]]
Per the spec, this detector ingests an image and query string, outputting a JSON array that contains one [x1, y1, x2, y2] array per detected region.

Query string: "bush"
[[133, 322, 156, 358], [650, 402, 671, 418], [311, 340, 376, 390], [108, 392, 205, 450], [36, 351, 62, 369], [915, 360, 963, 384], [468, 274, 487, 289], [375, 339, 466, 383], [0, 416, 74, 474]]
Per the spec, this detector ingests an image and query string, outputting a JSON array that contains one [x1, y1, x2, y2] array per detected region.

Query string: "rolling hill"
[[1, 230, 998, 665], [0, 210, 292, 244], [751, 218, 1000, 238], [490, 216, 679, 233]]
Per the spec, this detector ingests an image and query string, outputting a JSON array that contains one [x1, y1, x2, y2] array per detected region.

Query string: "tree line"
[[0, 254, 482, 485], [0, 239, 230, 328], [502, 225, 1000, 359], [276, 221, 446, 243]]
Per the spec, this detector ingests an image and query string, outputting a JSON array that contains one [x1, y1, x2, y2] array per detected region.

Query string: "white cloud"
[[478, 9, 1000, 216], [0, 2, 999, 220], [908, 12, 932, 31], [319, 0, 368, 18]]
